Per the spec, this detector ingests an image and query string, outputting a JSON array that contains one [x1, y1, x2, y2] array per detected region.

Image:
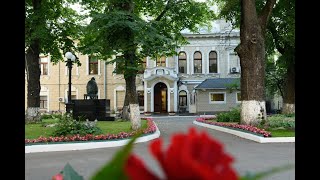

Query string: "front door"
[[154, 82, 167, 113]]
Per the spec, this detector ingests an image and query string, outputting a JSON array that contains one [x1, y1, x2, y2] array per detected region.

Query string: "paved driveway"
[[25, 116, 295, 180]]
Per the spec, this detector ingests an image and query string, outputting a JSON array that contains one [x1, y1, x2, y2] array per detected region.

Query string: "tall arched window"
[[178, 51, 187, 73], [194, 51, 202, 73], [209, 51, 218, 73]]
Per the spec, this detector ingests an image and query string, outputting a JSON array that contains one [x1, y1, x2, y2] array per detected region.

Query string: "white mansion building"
[[25, 20, 244, 115]]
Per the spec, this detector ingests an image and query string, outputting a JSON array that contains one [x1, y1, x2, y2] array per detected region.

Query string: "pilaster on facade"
[[173, 81, 178, 112]]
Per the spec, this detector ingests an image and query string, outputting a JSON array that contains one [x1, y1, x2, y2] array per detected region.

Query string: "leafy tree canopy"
[[214, 0, 295, 57], [78, 0, 217, 73], [25, 0, 83, 64]]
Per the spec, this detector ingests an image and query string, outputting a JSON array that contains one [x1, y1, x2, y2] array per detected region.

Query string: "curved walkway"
[[25, 116, 295, 180]]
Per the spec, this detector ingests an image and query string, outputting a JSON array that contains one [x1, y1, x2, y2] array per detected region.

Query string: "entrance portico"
[[143, 67, 179, 113]]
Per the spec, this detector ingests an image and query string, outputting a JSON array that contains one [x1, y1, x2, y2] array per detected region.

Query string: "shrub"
[[216, 108, 240, 123], [40, 113, 63, 121], [266, 114, 295, 129], [51, 113, 103, 137], [40, 113, 53, 120]]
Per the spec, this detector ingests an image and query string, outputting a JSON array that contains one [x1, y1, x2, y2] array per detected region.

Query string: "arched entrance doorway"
[[154, 82, 167, 113]]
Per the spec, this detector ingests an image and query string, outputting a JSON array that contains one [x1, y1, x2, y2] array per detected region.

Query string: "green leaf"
[[90, 131, 143, 180], [61, 163, 84, 180], [240, 164, 294, 180]]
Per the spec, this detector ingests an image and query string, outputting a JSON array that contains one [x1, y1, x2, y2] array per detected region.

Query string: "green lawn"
[[25, 119, 148, 139], [268, 129, 295, 137], [25, 123, 56, 139]]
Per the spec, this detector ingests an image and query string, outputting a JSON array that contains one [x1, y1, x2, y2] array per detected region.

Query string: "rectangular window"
[[157, 56, 166, 67], [40, 96, 48, 109], [209, 92, 226, 103], [89, 56, 98, 75], [40, 56, 48, 75]]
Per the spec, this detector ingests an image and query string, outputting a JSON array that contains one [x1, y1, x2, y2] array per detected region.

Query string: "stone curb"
[[25, 123, 161, 153], [193, 121, 295, 143]]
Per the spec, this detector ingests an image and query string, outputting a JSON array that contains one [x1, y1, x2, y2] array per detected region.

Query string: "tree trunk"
[[268, 19, 295, 114], [130, 104, 141, 130], [282, 60, 295, 114], [25, 44, 41, 122], [25, 0, 43, 123], [236, 0, 275, 125], [124, 73, 141, 130], [121, 94, 130, 120], [117, 0, 141, 130]]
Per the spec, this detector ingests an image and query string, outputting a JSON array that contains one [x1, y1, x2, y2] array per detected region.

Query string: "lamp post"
[[65, 52, 76, 113]]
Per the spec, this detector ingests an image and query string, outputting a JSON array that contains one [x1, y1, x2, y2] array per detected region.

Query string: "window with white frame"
[[156, 56, 166, 67], [40, 96, 48, 109], [39, 56, 48, 75], [194, 51, 202, 73], [209, 92, 226, 103], [209, 51, 218, 73], [178, 51, 187, 73], [89, 56, 98, 75]]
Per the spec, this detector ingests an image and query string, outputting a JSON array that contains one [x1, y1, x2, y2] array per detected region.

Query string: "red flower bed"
[[25, 118, 156, 144], [196, 117, 272, 137]]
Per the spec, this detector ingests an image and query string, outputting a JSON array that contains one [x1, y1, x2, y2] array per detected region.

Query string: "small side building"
[[194, 78, 241, 114]]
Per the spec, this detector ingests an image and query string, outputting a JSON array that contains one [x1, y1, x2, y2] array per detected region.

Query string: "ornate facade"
[[25, 20, 242, 114]]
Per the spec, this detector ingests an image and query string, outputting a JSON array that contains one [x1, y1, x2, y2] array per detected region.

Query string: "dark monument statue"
[[86, 77, 98, 99], [72, 77, 114, 121]]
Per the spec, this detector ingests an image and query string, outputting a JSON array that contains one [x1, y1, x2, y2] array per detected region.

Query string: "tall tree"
[[215, 0, 276, 125], [79, 0, 216, 130], [25, 0, 82, 122], [266, 0, 295, 114], [216, 0, 295, 117]]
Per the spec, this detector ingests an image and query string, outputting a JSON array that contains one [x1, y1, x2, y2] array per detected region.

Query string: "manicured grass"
[[268, 129, 295, 137], [25, 119, 148, 140], [96, 120, 148, 135], [25, 123, 56, 139]]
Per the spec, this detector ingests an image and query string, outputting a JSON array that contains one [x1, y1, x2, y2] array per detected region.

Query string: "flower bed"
[[25, 118, 156, 144], [196, 117, 272, 137]]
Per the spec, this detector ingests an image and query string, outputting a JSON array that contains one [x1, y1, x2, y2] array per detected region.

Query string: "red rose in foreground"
[[125, 127, 238, 180], [52, 173, 64, 180]]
